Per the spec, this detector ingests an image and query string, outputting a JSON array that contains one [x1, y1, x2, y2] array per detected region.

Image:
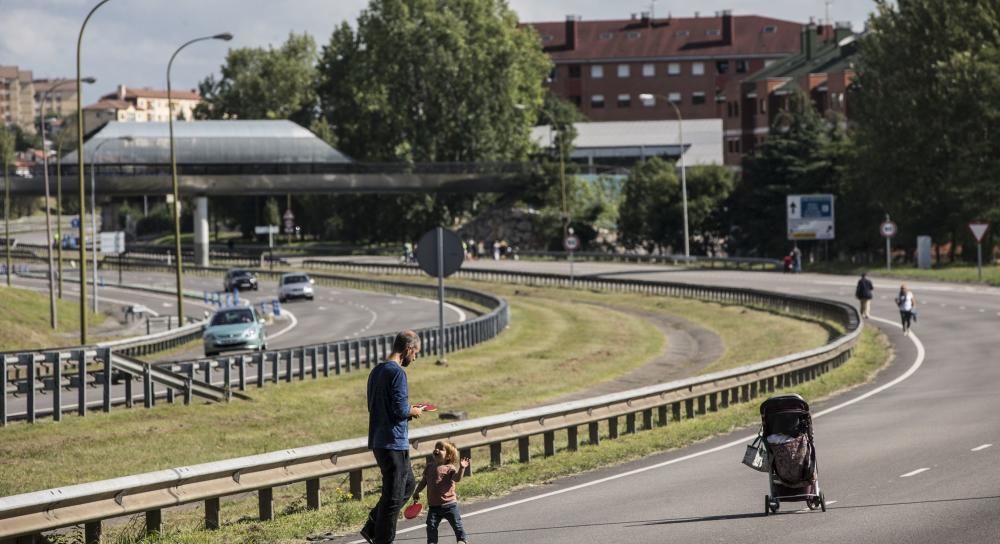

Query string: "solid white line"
[[268, 310, 298, 340], [971, 444, 992, 452], [348, 317, 925, 543], [900, 468, 930, 478]]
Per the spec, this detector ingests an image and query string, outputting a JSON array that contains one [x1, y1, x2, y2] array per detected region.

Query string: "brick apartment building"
[[524, 11, 859, 167], [33, 78, 81, 121], [0, 65, 37, 134]]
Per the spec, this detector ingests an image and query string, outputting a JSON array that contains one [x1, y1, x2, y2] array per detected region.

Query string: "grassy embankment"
[[807, 261, 1000, 286], [0, 286, 106, 350], [0, 282, 876, 543]]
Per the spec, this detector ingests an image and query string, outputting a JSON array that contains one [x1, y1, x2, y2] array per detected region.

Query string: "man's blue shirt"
[[367, 361, 410, 450]]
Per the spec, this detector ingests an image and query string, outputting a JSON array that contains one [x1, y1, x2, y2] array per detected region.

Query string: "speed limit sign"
[[880, 221, 897, 238], [563, 235, 580, 252]]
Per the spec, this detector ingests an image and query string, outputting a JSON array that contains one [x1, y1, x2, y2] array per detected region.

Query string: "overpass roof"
[[61, 120, 352, 165]]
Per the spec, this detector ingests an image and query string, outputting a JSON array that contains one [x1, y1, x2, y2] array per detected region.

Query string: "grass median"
[[0, 286, 107, 350]]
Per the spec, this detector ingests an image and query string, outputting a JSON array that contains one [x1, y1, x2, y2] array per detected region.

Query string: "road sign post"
[[969, 222, 989, 282], [415, 227, 464, 363], [564, 232, 580, 288], [255, 225, 279, 269], [880, 218, 897, 270]]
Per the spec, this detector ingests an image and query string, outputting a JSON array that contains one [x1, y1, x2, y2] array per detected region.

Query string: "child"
[[412, 440, 470, 544]]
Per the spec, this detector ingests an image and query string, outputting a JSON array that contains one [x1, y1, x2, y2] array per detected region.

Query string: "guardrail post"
[[184, 377, 193, 406], [672, 402, 681, 422], [642, 409, 653, 430], [144, 365, 152, 408], [588, 422, 600, 446], [84, 521, 101, 544], [285, 351, 293, 383], [322, 345, 330, 377], [124, 374, 133, 408], [49, 352, 62, 422], [223, 359, 232, 392], [334, 344, 343, 375], [697, 396, 706, 415], [258, 487, 273, 521], [608, 417, 619, 439], [625, 413, 636, 434], [567, 426, 579, 451], [298, 348, 306, 380], [489, 443, 502, 466], [146, 509, 161, 535], [364, 340, 372, 369], [518, 437, 530, 463], [685, 399, 695, 419], [750, 382, 759, 399], [100, 348, 112, 413], [238, 356, 247, 391], [272, 352, 279, 383], [204, 360, 213, 385], [1, 356, 7, 427], [310, 348, 317, 379], [354, 341, 363, 369], [349, 470, 364, 500], [543, 432, 555, 457], [657, 405, 668, 426], [306, 477, 321, 510], [22, 354, 36, 423], [205, 497, 220, 529]]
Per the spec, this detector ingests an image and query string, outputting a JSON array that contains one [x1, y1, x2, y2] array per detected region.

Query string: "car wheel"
[[307, 296, 314, 301], [205, 351, 217, 357]]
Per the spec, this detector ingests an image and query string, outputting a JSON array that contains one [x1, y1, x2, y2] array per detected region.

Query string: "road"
[[327, 259, 999, 543]]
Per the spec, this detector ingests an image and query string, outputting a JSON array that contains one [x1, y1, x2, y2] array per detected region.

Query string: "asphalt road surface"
[[326, 259, 999, 544]]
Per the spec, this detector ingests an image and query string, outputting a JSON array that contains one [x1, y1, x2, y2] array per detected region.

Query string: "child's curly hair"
[[435, 440, 460, 468]]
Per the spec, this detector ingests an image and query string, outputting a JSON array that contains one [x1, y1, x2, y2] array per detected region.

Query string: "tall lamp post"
[[76, 0, 115, 345], [167, 32, 233, 324], [2, 130, 10, 287], [639, 93, 689, 259], [40, 77, 96, 328], [89, 136, 132, 313]]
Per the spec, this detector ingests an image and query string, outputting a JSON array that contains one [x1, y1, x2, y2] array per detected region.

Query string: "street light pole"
[[167, 32, 233, 325], [76, 0, 114, 345], [639, 93, 689, 258], [40, 78, 95, 328]]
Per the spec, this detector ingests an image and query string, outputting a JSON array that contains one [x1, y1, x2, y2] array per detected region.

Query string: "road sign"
[[787, 194, 835, 240], [282, 209, 294, 221], [70, 216, 80, 229], [254, 225, 279, 234], [880, 221, 897, 238], [99, 231, 125, 255], [969, 222, 989, 242], [564, 235, 580, 252], [415, 227, 464, 278], [283, 209, 295, 233]]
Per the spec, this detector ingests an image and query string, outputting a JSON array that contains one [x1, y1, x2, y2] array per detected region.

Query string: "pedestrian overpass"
[[11, 120, 529, 264]]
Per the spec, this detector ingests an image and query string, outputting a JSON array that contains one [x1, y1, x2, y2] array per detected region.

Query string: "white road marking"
[[162, 302, 173, 307], [267, 310, 298, 340], [971, 444, 992, 452], [349, 316, 925, 543], [900, 468, 930, 478], [318, 306, 327, 311]]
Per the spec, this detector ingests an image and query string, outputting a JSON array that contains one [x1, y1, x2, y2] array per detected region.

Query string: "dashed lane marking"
[[900, 468, 930, 478], [971, 444, 992, 452]]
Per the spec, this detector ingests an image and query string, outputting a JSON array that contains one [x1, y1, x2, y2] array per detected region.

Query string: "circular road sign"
[[880, 221, 897, 238], [564, 235, 581, 252], [415, 227, 465, 278]]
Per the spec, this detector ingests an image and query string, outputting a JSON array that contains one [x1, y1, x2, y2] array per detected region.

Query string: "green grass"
[[806, 261, 1000, 286], [76, 326, 889, 544], [0, 286, 106, 350]]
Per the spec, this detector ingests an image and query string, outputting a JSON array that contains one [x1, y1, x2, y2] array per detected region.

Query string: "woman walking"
[[895, 284, 916, 335]]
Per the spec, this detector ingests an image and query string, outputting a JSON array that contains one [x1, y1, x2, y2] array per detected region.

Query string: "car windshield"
[[231, 270, 250, 277], [283, 275, 308, 285], [210, 309, 255, 326]]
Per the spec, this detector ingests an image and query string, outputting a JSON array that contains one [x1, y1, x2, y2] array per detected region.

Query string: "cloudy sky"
[[1, 0, 882, 104]]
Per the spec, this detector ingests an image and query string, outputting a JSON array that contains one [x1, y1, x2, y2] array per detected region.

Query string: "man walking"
[[361, 330, 424, 544], [855, 272, 874, 319]]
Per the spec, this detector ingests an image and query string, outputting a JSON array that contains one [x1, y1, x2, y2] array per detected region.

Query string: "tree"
[[684, 165, 736, 255], [619, 157, 679, 254], [853, 0, 1000, 261], [196, 33, 319, 126]]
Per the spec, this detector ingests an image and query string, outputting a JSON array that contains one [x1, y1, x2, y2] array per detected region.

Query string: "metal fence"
[[0, 267, 861, 543]]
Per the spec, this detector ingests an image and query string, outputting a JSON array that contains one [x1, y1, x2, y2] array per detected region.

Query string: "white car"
[[278, 272, 314, 302]]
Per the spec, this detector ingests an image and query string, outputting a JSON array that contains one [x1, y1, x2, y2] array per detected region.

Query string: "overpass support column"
[[193, 196, 209, 267]]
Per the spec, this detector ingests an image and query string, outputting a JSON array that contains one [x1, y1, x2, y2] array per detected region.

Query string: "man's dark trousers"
[[363, 448, 416, 543]]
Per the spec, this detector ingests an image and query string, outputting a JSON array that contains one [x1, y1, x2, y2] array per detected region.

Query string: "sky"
[[0, 0, 883, 105]]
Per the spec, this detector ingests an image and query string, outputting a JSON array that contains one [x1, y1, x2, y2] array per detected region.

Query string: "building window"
[[642, 95, 656, 107], [542, 34, 555, 42], [599, 32, 614, 40], [668, 92, 682, 104], [727, 138, 741, 153], [591, 95, 605, 108], [617, 94, 631, 108], [760, 99, 767, 113], [692, 92, 706, 105], [675, 30, 689, 37], [692, 62, 705, 76], [591, 65, 604, 79], [627, 31, 641, 39], [617, 64, 630, 78], [667, 62, 681, 76], [642, 63, 655, 77], [716, 60, 729, 74], [570, 95, 582, 107], [569, 65, 582, 79], [706, 29, 721, 36], [736, 59, 749, 73], [764, 25, 778, 33]]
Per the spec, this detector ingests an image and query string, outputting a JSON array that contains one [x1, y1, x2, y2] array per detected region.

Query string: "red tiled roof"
[[525, 15, 804, 60], [101, 87, 200, 101], [84, 99, 133, 111]]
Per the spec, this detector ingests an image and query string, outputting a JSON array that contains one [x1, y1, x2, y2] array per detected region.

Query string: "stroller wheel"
[[764, 495, 770, 516], [807, 497, 819, 510], [820, 491, 827, 512]]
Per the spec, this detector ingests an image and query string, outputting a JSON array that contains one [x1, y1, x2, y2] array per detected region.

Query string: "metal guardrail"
[[0, 267, 860, 542], [515, 250, 782, 270]]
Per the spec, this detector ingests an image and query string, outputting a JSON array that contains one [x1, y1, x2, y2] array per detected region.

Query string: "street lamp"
[[89, 135, 132, 313], [168, 32, 233, 324], [76, 0, 115, 345], [639, 93, 690, 259], [40, 77, 96, 328]]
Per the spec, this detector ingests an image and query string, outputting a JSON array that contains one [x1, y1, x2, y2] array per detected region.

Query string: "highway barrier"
[[0, 266, 860, 543]]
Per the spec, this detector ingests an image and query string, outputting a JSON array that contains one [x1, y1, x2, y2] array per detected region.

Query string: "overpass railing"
[[0, 268, 861, 542]]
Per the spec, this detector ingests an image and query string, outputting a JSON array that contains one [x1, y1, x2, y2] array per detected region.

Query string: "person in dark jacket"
[[361, 330, 424, 544], [855, 272, 874, 319]]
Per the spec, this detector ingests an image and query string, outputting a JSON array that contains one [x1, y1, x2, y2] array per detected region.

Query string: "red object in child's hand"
[[413, 403, 437, 412], [403, 502, 423, 519]]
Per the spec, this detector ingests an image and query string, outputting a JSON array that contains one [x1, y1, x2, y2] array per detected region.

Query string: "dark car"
[[224, 269, 258, 291]]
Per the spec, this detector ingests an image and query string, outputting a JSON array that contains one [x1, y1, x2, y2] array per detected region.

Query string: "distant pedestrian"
[[792, 245, 802, 273], [361, 330, 425, 544], [895, 284, 916, 335], [412, 440, 470, 544], [782, 254, 793, 273], [855, 272, 874, 319], [492, 240, 500, 261]]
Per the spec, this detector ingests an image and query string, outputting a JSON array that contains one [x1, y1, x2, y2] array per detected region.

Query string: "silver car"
[[278, 272, 314, 302], [203, 305, 267, 356]]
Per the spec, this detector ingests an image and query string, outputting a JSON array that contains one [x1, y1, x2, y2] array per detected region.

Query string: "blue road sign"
[[70, 216, 81, 229]]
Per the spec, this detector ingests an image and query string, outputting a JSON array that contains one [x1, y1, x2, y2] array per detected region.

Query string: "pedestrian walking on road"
[[895, 284, 916, 335], [361, 330, 425, 544], [855, 272, 874, 319], [412, 440, 471, 544]]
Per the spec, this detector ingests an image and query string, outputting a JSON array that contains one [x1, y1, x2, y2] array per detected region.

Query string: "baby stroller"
[[760, 394, 826, 514]]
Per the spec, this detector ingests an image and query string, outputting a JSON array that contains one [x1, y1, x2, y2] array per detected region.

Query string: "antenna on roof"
[[825, 0, 833, 27], [650, 0, 657, 21]]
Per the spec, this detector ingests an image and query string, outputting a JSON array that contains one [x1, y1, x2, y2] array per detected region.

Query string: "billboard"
[[787, 194, 835, 240]]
